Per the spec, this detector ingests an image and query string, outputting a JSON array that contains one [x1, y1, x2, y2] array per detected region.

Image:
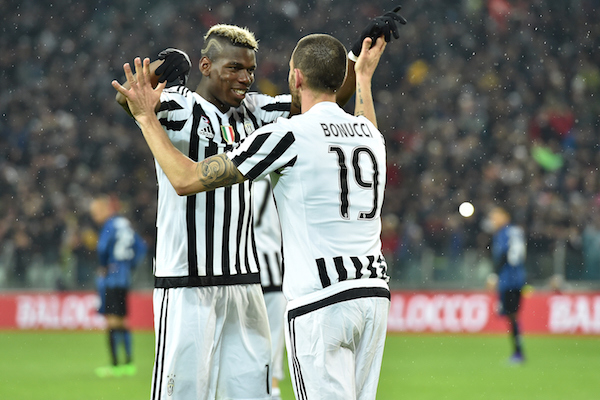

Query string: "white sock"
[[272, 387, 281, 398]]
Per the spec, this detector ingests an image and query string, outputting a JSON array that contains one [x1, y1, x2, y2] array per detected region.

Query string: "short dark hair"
[[292, 34, 347, 93]]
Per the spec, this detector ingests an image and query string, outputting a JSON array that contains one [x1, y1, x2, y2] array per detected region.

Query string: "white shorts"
[[151, 285, 272, 400], [284, 279, 390, 400], [263, 291, 287, 380]]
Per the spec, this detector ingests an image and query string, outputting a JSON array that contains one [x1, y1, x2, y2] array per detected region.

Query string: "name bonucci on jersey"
[[152, 85, 290, 288], [229, 102, 389, 301]]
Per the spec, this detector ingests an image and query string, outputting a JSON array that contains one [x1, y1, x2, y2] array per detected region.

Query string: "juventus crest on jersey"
[[229, 101, 389, 301], [152, 85, 291, 288]]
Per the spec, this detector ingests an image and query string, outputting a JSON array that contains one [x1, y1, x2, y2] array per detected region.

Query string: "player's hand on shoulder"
[[349, 6, 407, 61], [155, 48, 191, 87]]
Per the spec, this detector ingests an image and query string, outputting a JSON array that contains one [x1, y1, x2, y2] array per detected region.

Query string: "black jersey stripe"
[[333, 256, 347, 281], [243, 103, 261, 132], [245, 131, 295, 180], [203, 110, 219, 278], [316, 258, 331, 288], [248, 182, 261, 278], [154, 273, 259, 287], [262, 253, 273, 288], [186, 103, 204, 278], [261, 102, 292, 112], [314, 255, 388, 287], [228, 112, 241, 144], [350, 256, 362, 279], [254, 178, 272, 228], [159, 118, 187, 132], [230, 132, 270, 166], [232, 180, 245, 275], [287, 286, 391, 320], [221, 185, 232, 277], [366, 255, 377, 278], [158, 99, 184, 112]]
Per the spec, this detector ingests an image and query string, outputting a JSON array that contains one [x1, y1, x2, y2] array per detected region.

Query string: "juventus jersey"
[[253, 176, 283, 293], [229, 101, 389, 301], [153, 85, 291, 288]]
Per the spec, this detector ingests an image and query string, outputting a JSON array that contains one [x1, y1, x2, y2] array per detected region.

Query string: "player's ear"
[[199, 56, 212, 77], [293, 68, 303, 89]]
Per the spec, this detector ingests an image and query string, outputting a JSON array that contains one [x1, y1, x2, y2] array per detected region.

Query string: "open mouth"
[[232, 89, 247, 97]]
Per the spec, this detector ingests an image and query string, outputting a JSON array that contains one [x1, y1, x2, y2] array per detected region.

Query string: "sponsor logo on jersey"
[[199, 116, 214, 139]]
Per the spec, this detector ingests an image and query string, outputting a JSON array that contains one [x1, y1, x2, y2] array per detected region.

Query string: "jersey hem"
[[154, 273, 260, 288], [286, 278, 390, 320]]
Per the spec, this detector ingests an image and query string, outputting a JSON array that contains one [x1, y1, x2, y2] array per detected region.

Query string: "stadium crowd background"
[[1, 0, 599, 290]]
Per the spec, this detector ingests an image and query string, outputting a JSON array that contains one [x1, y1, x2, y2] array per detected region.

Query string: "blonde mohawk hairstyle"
[[203, 24, 259, 51]]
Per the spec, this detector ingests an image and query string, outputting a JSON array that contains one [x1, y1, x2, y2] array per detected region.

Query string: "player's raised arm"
[[112, 57, 244, 196], [335, 5, 407, 108], [354, 36, 386, 128], [115, 48, 191, 117]]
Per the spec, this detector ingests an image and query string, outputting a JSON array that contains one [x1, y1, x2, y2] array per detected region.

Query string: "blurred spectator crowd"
[[1, 0, 599, 289]]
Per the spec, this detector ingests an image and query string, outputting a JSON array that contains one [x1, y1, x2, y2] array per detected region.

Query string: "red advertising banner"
[[0, 290, 599, 334], [387, 291, 600, 334], [0, 291, 154, 330]]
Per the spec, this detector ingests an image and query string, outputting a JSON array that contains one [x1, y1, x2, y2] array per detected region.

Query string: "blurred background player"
[[253, 176, 286, 400], [486, 206, 527, 364], [91, 195, 148, 377]]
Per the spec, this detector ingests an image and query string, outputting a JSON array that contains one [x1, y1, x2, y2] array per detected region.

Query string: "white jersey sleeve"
[[228, 102, 388, 301]]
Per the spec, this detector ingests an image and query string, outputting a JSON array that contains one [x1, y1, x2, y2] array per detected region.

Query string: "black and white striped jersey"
[[253, 176, 283, 293], [152, 85, 291, 288], [228, 101, 389, 301]]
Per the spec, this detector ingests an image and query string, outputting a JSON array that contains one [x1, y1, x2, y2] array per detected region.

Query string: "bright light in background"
[[458, 202, 474, 218]]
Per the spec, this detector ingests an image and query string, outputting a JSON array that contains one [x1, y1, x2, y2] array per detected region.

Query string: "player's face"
[[203, 44, 256, 111], [488, 208, 508, 232]]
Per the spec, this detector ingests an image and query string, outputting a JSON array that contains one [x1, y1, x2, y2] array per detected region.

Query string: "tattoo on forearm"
[[356, 82, 365, 116], [196, 154, 241, 190]]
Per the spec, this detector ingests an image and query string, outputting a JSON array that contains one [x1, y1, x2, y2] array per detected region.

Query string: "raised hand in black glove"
[[349, 6, 407, 61], [154, 48, 191, 86]]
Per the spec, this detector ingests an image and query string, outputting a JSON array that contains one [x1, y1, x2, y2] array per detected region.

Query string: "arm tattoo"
[[356, 83, 365, 116], [196, 154, 242, 190]]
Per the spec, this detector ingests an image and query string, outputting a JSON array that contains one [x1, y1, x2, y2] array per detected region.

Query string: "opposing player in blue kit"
[[486, 206, 527, 364], [91, 195, 147, 377]]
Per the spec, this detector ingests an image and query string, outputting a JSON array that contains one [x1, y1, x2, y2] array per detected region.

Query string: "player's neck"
[[300, 90, 336, 113], [195, 83, 230, 113]]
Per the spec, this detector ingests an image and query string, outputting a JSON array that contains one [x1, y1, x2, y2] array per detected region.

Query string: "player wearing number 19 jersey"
[[230, 103, 388, 300], [228, 37, 390, 399]]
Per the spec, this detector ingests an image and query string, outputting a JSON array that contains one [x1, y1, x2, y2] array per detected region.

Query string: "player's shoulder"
[[159, 85, 195, 110], [243, 92, 292, 113]]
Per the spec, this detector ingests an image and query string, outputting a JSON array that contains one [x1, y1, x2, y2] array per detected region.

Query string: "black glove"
[[155, 48, 191, 86], [349, 6, 407, 61]]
